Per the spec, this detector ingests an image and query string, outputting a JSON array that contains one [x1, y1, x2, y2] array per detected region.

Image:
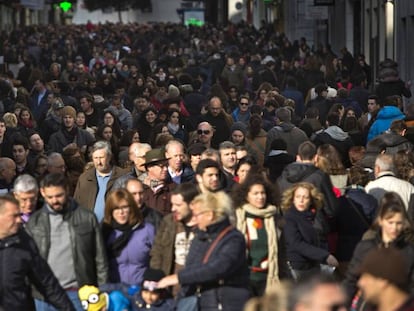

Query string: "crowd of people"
[[1, 19, 414, 311]]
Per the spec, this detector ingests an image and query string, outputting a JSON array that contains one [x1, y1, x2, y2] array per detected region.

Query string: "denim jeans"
[[35, 290, 83, 311]]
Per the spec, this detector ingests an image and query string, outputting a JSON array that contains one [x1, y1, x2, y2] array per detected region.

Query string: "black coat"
[[343, 231, 414, 302], [0, 229, 74, 311], [335, 189, 378, 261], [278, 163, 339, 235], [178, 219, 249, 311], [202, 112, 232, 149], [283, 207, 330, 270]]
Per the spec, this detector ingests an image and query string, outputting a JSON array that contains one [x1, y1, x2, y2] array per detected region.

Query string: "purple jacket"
[[107, 222, 155, 285]]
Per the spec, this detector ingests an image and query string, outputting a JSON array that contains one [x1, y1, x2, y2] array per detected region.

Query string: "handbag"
[[175, 226, 233, 311]]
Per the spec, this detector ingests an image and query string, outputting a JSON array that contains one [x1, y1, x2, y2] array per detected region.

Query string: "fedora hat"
[[143, 148, 169, 167]]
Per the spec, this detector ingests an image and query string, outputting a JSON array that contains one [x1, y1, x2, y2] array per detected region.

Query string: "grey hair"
[[91, 140, 112, 157], [13, 174, 38, 193], [375, 153, 394, 172], [47, 152, 64, 166], [165, 139, 184, 153], [218, 141, 236, 152]]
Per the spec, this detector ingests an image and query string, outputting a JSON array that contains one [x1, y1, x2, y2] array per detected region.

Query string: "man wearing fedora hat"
[[142, 148, 176, 216]]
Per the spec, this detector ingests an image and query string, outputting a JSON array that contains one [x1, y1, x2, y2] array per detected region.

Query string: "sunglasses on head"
[[197, 129, 211, 135]]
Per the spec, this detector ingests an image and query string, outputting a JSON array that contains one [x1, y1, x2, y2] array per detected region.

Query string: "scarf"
[[236, 204, 280, 292], [167, 122, 180, 134], [62, 126, 78, 143], [103, 221, 139, 258]]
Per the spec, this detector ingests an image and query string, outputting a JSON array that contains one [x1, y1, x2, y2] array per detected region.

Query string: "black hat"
[[142, 149, 169, 167], [142, 268, 166, 292]]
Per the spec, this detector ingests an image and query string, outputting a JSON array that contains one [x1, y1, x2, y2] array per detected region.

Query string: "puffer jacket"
[[367, 106, 405, 141], [0, 229, 75, 311], [26, 198, 108, 291]]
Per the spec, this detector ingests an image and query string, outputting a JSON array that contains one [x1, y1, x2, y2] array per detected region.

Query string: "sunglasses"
[[197, 129, 211, 135], [240, 102, 249, 106]]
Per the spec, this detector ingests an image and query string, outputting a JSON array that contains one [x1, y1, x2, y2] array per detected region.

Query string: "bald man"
[[0, 157, 16, 194]]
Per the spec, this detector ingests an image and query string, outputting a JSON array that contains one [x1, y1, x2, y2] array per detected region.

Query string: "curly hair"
[[232, 173, 278, 208], [280, 182, 324, 212], [394, 151, 414, 182]]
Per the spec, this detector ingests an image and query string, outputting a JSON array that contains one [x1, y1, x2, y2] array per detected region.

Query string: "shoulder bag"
[[176, 226, 233, 311]]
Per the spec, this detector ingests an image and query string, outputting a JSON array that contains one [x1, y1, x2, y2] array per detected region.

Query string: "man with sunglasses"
[[231, 95, 251, 124], [195, 122, 214, 148]]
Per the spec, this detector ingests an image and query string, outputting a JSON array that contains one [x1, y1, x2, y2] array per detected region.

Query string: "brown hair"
[[103, 189, 143, 226]]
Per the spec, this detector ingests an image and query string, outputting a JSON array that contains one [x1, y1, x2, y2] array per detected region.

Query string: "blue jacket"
[[178, 219, 249, 311], [107, 222, 155, 285], [367, 106, 405, 141]]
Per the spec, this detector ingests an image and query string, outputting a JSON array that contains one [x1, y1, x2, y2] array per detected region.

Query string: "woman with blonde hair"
[[102, 189, 155, 285], [281, 182, 338, 279], [158, 191, 250, 311]]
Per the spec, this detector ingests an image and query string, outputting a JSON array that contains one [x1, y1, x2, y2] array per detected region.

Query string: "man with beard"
[[195, 159, 222, 193], [26, 173, 108, 310], [150, 182, 199, 296], [48, 105, 95, 154]]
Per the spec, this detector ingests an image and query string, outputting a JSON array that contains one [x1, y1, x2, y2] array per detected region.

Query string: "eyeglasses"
[[240, 102, 249, 106], [113, 205, 130, 212], [197, 129, 211, 135]]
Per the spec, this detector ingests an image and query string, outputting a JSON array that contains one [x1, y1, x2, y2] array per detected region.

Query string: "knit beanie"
[[61, 106, 77, 119], [230, 122, 247, 136], [359, 247, 409, 289]]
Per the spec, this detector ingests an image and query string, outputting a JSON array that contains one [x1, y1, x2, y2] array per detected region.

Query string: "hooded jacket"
[[313, 125, 354, 167], [265, 122, 309, 156], [367, 106, 405, 142]]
